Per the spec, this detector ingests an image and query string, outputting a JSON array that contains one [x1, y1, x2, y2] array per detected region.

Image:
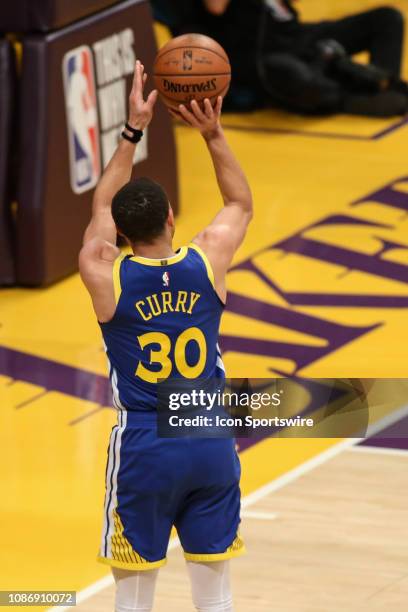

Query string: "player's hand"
[[128, 60, 158, 131], [175, 97, 223, 141]]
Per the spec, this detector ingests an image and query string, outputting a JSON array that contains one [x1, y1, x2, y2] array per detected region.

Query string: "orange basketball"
[[153, 34, 231, 112]]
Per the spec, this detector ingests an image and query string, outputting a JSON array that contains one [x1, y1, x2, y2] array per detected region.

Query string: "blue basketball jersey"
[[100, 243, 225, 412]]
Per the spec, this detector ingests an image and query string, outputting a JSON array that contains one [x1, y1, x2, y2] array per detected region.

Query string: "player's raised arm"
[[79, 60, 157, 322], [176, 97, 253, 299], [81, 60, 157, 251]]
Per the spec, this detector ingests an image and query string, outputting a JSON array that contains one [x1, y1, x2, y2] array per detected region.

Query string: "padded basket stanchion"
[[16, 0, 178, 285], [0, 39, 16, 285]]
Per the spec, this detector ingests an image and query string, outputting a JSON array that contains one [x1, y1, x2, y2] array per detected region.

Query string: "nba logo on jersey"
[[162, 272, 170, 287], [63, 46, 101, 194]]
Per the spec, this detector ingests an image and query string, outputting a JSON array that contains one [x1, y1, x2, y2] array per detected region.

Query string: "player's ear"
[[115, 225, 131, 246], [167, 205, 175, 228]]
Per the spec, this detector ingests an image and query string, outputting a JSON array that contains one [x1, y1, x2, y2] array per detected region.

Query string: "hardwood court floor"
[[74, 448, 408, 612]]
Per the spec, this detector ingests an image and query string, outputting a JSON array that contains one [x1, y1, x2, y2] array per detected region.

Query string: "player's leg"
[[186, 560, 233, 612], [175, 437, 244, 610], [261, 52, 343, 114], [112, 567, 159, 612], [301, 8, 405, 77]]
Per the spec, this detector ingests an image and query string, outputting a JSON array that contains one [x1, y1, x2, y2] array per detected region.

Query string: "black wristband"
[[121, 123, 143, 143]]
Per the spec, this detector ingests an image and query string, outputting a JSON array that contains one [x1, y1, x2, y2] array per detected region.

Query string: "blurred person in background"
[[151, 0, 408, 116]]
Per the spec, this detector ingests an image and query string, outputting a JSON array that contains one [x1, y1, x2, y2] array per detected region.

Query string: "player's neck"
[[131, 239, 175, 260]]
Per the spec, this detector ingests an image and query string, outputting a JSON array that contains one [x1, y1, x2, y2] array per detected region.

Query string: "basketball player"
[[79, 60, 253, 611]]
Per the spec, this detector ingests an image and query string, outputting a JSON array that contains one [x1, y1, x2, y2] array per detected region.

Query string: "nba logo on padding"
[[63, 46, 101, 194]]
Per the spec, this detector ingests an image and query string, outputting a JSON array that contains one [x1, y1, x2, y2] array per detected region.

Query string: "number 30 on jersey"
[[136, 326, 207, 383]]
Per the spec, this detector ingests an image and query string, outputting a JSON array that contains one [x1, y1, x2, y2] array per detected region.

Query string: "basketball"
[[153, 33, 231, 112]]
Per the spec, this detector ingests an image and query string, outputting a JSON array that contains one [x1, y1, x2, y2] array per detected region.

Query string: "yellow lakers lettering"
[[136, 291, 201, 321]]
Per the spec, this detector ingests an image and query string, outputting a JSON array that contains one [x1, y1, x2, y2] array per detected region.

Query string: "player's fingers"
[[178, 104, 199, 127], [215, 95, 223, 116], [130, 65, 138, 100], [132, 59, 140, 90], [134, 60, 143, 98], [147, 89, 158, 109], [178, 104, 197, 125], [190, 99, 206, 121], [168, 109, 188, 125], [137, 63, 146, 100], [141, 72, 148, 95], [203, 98, 213, 118]]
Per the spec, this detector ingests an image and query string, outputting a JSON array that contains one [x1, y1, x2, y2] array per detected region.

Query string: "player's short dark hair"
[[111, 177, 170, 243]]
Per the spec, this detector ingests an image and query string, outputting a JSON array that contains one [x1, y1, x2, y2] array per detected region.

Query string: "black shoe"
[[343, 91, 408, 117]]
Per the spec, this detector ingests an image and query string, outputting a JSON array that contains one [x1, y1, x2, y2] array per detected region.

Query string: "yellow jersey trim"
[[97, 556, 167, 571], [112, 254, 126, 305], [184, 545, 246, 563], [188, 242, 216, 289], [130, 246, 188, 266]]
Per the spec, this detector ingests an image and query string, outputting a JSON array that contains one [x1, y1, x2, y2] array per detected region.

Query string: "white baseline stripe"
[[241, 510, 278, 521], [365, 401, 408, 439], [50, 403, 408, 611], [349, 445, 408, 457]]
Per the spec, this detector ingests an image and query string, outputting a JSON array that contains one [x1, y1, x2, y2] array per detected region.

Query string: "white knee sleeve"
[[186, 560, 233, 612], [112, 567, 159, 612]]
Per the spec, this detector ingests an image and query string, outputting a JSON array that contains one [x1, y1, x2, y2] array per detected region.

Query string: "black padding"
[[0, 39, 16, 285], [16, 0, 178, 285], [0, 0, 129, 33]]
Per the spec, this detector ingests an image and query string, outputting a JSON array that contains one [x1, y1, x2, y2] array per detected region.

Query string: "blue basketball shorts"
[[98, 410, 244, 570]]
